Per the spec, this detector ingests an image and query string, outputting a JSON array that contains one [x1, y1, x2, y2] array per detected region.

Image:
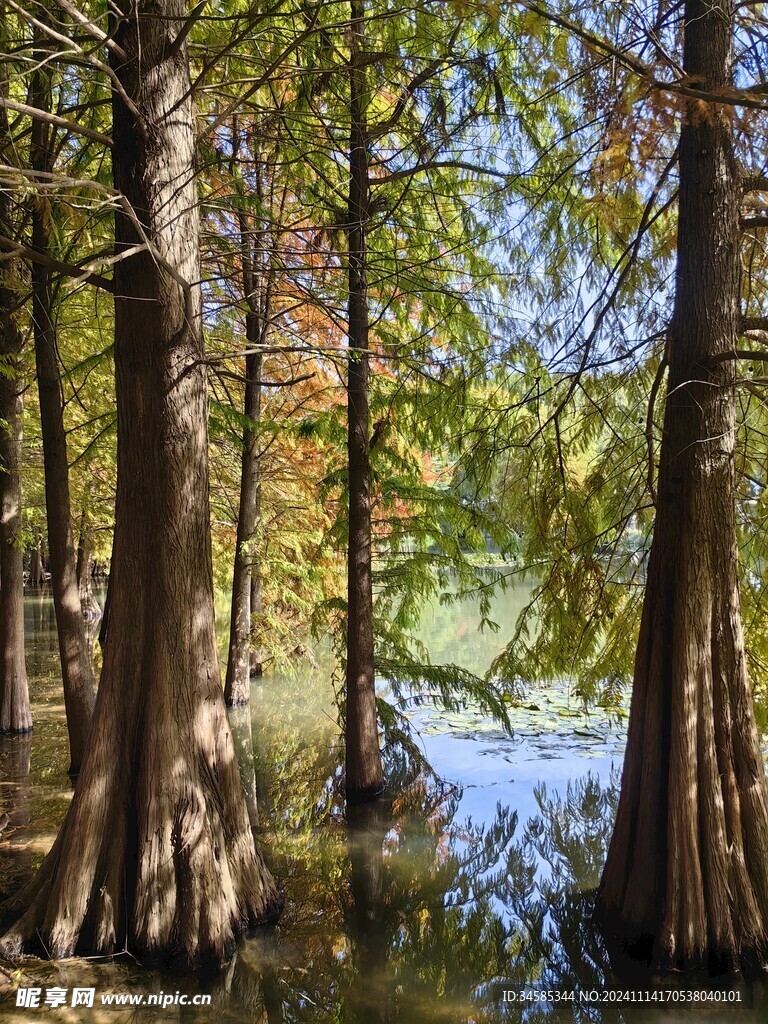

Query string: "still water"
[[0, 585, 767, 1021]]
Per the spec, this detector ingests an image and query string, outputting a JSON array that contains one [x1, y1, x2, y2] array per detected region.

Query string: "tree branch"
[[0, 234, 113, 291], [6, 0, 145, 140], [167, 0, 207, 62], [743, 175, 768, 193], [0, 96, 112, 148], [52, 0, 127, 62], [742, 316, 768, 333], [711, 348, 768, 364], [372, 159, 508, 186], [518, 0, 768, 113]]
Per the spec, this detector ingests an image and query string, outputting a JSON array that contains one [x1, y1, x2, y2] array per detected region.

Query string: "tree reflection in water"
[[220, 745, 763, 1024], [216, 683, 623, 1024], [0, 734, 33, 899], [2, 638, 765, 1022]]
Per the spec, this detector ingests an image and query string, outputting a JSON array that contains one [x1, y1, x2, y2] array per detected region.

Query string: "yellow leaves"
[[595, 131, 632, 180]]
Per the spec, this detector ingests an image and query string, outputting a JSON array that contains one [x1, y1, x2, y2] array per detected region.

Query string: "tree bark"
[[229, 705, 259, 828], [28, 546, 43, 588], [97, 566, 110, 650], [225, 195, 264, 705], [0, 0, 280, 969], [76, 498, 100, 623], [249, 570, 263, 678], [30, 51, 95, 772], [0, 54, 31, 735], [597, 0, 768, 971], [345, 0, 384, 804], [224, 346, 261, 705]]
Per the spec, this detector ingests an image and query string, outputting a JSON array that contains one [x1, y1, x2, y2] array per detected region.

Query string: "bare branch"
[[711, 349, 768, 364], [52, 0, 126, 60], [6, 0, 145, 139], [742, 316, 768, 333], [0, 234, 113, 291], [372, 159, 508, 186], [167, 0, 207, 61], [212, 367, 316, 388], [0, 96, 112, 147], [743, 175, 768, 193], [519, 0, 768, 112]]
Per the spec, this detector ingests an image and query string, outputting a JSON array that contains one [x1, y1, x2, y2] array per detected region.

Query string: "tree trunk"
[[249, 570, 263, 678], [28, 546, 43, 588], [76, 500, 100, 623], [224, 348, 261, 705], [0, 56, 31, 735], [97, 566, 110, 650], [0, 0, 280, 969], [224, 252, 263, 704], [345, 0, 384, 805], [225, 165, 267, 705], [229, 705, 259, 828], [596, 0, 768, 971], [30, 53, 95, 772]]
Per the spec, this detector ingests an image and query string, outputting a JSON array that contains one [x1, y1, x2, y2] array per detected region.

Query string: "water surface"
[[1, 585, 766, 1022]]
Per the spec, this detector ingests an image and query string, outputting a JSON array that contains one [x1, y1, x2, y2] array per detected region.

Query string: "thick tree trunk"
[[345, 0, 384, 805], [597, 0, 768, 971], [0, 0, 280, 969], [30, 57, 95, 772], [0, 59, 31, 734]]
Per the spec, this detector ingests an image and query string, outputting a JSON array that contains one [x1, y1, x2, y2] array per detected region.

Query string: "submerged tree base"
[[597, 915, 767, 980], [0, 669, 283, 972]]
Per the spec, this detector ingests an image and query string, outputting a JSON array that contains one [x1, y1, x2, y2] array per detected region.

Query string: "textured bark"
[[597, 0, 768, 971], [229, 705, 259, 828], [225, 196, 265, 706], [345, 0, 384, 805], [0, 59, 31, 734], [249, 571, 263, 678], [224, 349, 261, 705], [30, 55, 95, 772], [75, 500, 101, 623], [0, 0, 280, 969], [97, 567, 110, 650]]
